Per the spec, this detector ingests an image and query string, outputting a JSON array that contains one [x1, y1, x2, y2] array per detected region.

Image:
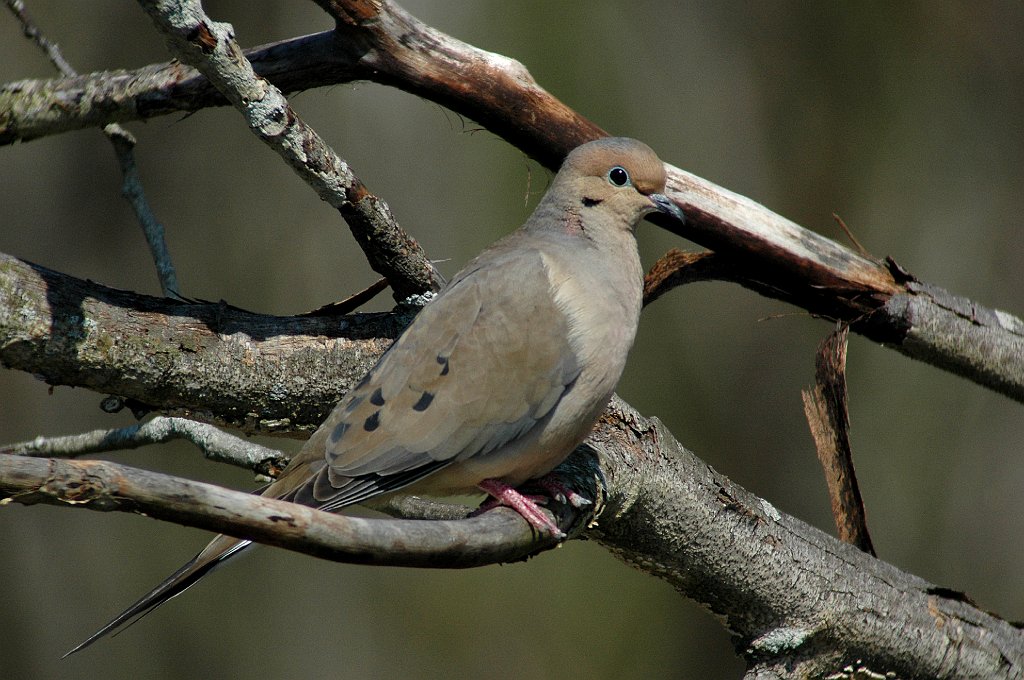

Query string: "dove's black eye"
[[607, 166, 630, 187]]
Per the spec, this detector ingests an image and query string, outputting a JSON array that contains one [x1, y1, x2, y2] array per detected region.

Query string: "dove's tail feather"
[[63, 535, 252, 658]]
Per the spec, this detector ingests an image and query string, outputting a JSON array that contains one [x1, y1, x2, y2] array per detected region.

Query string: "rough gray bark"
[[587, 399, 1021, 679], [0, 252, 407, 436]]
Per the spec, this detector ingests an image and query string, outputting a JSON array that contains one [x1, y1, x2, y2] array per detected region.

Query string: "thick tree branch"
[[2, 397, 1019, 678], [0, 252, 409, 435], [2, 0, 1021, 400], [1, 257, 1021, 674], [3, 253, 1022, 675], [589, 399, 1022, 678]]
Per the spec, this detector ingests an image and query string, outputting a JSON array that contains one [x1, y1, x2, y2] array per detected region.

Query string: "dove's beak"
[[649, 193, 686, 225]]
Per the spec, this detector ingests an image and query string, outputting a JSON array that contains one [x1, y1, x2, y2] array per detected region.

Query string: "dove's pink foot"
[[472, 491, 548, 515], [477, 478, 565, 538]]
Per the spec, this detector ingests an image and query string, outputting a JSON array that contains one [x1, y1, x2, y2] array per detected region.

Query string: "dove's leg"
[[476, 478, 565, 539]]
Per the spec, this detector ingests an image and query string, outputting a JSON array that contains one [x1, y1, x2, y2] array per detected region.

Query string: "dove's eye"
[[607, 166, 630, 187]]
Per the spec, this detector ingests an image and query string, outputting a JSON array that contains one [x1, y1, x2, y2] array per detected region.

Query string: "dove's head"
[[553, 137, 686, 232]]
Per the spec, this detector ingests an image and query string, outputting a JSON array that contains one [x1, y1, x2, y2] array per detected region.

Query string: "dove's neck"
[[525, 188, 638, 247], [517, 197, 645, 409]]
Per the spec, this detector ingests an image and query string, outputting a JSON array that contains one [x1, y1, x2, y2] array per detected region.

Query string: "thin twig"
[[5, 0, 181, 297], [1, 416, 288, 478], [832, 212, 870, 260], [301, 277, 391, 316], [4, 0, 75, 76], [105, 125, 181, 297]]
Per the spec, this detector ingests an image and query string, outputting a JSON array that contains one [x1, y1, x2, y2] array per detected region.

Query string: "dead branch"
[[802, 327, 874, 555]]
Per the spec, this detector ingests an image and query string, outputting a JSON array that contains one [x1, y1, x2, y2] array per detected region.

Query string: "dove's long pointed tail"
[[63, 534, 252, 657]]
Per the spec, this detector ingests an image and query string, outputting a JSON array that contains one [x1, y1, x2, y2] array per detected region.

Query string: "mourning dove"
[[66, 137, 685, 655]]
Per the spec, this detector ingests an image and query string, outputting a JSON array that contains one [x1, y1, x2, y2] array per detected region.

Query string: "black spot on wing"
[[370, 388, 385, 406], [437, 354, 450, 376], [412, 391, 434, 412], [329, 421, 350, 444], [363, 411, 380, 432]]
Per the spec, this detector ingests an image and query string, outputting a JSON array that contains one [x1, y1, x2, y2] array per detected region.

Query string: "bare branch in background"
[[105, 125, 180, 298], [5, 0, 181, 297], [137, 0, 441, 302]]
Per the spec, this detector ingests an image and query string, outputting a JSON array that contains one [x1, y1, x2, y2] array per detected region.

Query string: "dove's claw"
[[476, 478, 566, 539], [536, 476, 592, 508]]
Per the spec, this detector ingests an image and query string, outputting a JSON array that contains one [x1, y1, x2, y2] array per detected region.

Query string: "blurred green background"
[[2, 2, 1023, 678]]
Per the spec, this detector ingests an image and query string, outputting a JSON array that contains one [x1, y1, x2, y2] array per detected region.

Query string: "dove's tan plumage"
[[66, 137, 685, 655]]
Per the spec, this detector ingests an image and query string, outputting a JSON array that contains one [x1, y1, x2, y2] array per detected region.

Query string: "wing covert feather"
[[286, 246, 582, 509]]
